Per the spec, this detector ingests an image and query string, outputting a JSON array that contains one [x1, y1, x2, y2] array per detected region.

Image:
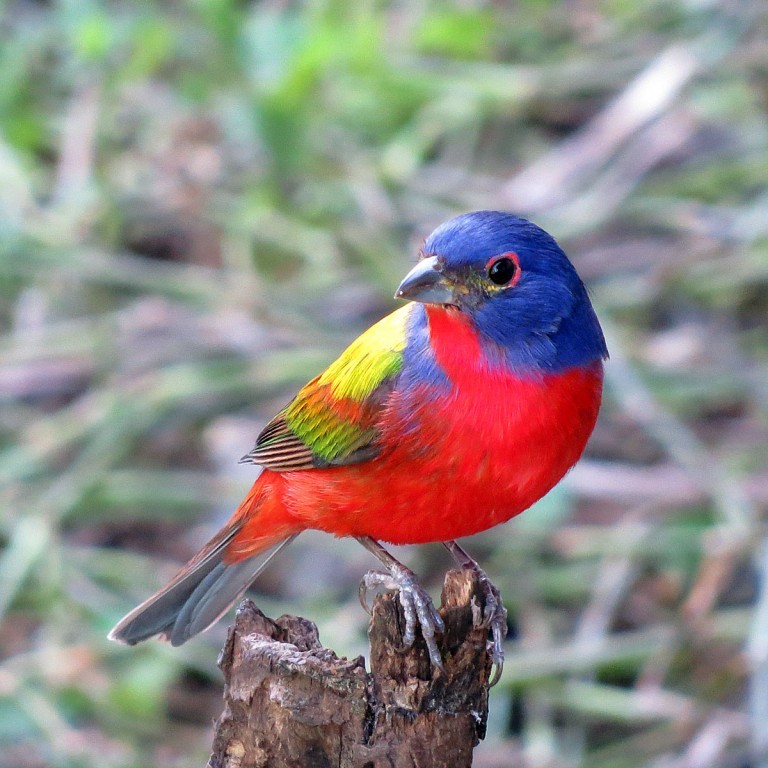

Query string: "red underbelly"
[[280, 365, 603, 544]]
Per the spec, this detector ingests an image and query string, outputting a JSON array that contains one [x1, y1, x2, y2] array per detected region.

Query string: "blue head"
[[397, 211, 608, 373]]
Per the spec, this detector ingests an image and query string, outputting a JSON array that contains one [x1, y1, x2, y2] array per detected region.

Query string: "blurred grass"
[[1, 0, 767, 766]]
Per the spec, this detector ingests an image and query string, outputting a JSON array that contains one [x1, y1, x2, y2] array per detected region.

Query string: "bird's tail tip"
[[108, 531, 298, 647]]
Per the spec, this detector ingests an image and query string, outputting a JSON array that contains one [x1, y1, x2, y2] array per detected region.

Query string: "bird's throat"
[[424, 305, 487, 377]]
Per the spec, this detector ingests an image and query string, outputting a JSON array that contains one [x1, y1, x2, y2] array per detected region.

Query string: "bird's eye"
[[487, 256, 518, 286]]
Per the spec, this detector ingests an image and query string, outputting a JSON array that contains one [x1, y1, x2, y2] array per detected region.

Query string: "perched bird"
[[110, 211, 608, 681]]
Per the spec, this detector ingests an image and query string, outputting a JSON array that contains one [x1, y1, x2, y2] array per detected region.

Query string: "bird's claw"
[[359, 567, 445, 671], [476, 574, 507, 687], [358, 572, 378, 615]]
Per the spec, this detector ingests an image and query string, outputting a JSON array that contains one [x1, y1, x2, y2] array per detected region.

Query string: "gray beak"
[[395, 256, 456, 306]]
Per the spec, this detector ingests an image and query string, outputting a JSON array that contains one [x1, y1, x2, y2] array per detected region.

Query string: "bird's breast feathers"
[[280, 303, 603, 543], [381, 304, 604, 483]]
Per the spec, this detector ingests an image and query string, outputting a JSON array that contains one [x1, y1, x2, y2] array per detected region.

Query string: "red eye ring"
[[486, 252, 520, 287]]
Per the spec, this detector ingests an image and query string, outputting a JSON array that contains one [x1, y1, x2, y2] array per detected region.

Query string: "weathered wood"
[[207, 569, 493, 768]]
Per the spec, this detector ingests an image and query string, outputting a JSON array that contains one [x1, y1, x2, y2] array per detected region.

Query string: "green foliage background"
[[1, 0, 767, 766]]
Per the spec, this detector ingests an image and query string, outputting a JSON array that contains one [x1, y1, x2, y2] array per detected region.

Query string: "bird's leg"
[[356, 536, 445, 670], [443, 540, 507, 686]]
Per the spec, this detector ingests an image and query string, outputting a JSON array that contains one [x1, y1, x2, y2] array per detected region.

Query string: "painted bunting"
[[110, 211, 608, 681]]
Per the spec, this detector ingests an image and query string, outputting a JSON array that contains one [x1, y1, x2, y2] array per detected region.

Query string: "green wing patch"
[[242, 305, 410, 471]]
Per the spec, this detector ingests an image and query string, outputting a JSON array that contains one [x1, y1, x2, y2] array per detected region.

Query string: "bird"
[[109, 210, 608, 683]]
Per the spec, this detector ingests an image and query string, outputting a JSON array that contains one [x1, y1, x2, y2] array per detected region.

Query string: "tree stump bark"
[[207, 568, 494, 768]]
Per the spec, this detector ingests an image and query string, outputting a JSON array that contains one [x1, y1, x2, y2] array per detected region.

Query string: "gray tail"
[[108, 529, 297, 646]]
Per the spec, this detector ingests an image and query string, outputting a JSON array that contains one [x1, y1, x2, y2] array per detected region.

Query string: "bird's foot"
[[474, 571, 508, 687], [359, 567, 445, 670], [443, 540, 508, 686]]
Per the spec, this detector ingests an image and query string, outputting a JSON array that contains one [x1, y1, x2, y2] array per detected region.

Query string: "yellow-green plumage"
[[310, 305, 409, 401], [242, 305, 410, 470]]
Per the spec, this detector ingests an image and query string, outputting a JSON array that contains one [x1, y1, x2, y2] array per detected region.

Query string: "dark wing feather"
[[240, 413, 317, 471]]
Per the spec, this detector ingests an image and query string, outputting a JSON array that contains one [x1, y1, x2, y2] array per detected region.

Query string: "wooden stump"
[[207, 569, 494, 768]]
